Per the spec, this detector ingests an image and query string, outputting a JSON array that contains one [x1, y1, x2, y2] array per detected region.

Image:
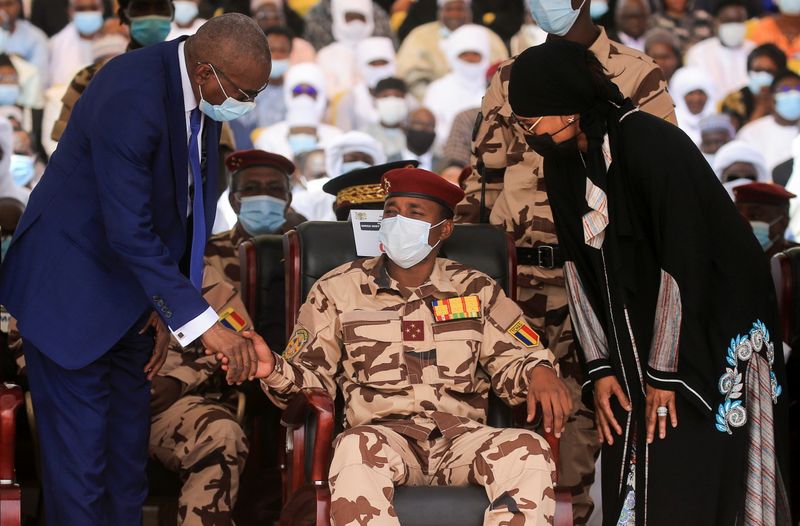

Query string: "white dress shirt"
[[171, 41, 217, 347]]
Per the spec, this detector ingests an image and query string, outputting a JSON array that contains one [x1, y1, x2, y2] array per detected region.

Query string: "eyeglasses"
[[522, 116, 544, 133], [198, 62, 266, 102], [292, 84, 318, 97], [774, 85, 800, 94]]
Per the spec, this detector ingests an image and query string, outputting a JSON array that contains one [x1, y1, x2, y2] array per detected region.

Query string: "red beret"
[[733, 182, 796, 206], [225, 149, 295, 175], [381, 167, 465, 211]]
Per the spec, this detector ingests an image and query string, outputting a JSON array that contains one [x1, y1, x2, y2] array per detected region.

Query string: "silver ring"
[[656, 406, 668, 417]]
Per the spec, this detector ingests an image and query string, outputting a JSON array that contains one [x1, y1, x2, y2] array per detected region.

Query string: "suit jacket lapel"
[[202, 120, 221, 238], [163, 37, 190, 230]]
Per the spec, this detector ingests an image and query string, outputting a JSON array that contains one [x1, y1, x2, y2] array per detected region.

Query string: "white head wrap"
[[441, 24, 489, 88], [324, 131, 387, 178], [284, 63, 328, 126], [670, 67, 717, 143], [356, 37, 396, 89], [332, 0, 374, 45], [713, 140, 771, 198]]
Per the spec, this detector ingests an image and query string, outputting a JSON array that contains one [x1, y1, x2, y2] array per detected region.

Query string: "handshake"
[[201, 324, 276, 383]]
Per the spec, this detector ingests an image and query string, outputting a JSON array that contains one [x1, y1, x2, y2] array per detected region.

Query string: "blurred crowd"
[[2, 0, 800, 242]]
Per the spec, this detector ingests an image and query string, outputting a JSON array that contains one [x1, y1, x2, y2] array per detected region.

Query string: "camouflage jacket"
[[261, 256, 554, 441], [455, 28, 676, 289]]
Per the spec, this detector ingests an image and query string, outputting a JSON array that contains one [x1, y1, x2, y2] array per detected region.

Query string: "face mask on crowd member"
[[773, 73, 800, 123], [284, 63, 328, 128], [527, 0, 585, 36], [439, 0, 471, 36], [590, 0, 608, 19], [712, 140, 772, 198], [331, 0, 374, 45], [11, 127, 39, 188], [746, 45, 786, 96], [442, 24, 490, 92], [405, 108, 437, 156], [777, 0, 800, 16], [0, 57, 19, 107], [373, 77, 409, 127], [733, 182, 796, 255], [378, 168, 463, 270], [715, 2, 748, 48], [265, 27, 293, 81], [173, 0, 199, 26], [124, 0, 174, 48], [356, 36, 396, 90], [71, 0, 105, 36], [226, 149, 295, 236]]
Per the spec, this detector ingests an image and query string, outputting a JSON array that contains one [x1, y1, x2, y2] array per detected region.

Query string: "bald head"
[[185, 13, 272, 107]]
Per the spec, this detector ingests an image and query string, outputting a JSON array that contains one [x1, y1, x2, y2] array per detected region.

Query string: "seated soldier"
[[733, 181, 799, 258], [322, 159, 418, 220], [227, 167, 573, 525]]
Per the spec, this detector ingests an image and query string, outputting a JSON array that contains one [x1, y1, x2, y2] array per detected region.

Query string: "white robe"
[[48, 23, 94, 88], [685, 37, 755, 99], [736, 115, 799, 172], [167, 18, 207, 40], [423, 72, 483, 152], [253, 120, 343, 161]]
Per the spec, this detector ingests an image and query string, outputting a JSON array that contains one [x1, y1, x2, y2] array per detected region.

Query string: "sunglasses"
[[292, 85, 318, 97]]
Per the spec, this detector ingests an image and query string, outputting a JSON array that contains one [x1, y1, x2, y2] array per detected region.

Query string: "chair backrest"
[[771, 247, 800, 348], [284, 221, 518, 330], [283, 221, 519, 428], [238, 234, 289, 352]]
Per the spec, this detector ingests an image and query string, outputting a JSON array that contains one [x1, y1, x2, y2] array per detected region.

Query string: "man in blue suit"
[[0, 13, 271, 525]]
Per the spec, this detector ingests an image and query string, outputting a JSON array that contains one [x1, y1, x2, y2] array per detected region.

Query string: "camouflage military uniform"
[[150, 264, 252, 526], [455, 28, 676, 525], [261, 256, 557, 526]]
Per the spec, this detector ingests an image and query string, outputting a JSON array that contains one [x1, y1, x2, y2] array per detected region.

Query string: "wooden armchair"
[[0, 383, 23, 526], [277, 221, 573, 526]]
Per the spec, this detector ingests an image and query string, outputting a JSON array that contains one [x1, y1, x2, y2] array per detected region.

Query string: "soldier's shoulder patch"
[[283, 328, 309, 362], [507, 318, 540, 348], [219, 307, 246, 332], [432, 295, 481, 322]]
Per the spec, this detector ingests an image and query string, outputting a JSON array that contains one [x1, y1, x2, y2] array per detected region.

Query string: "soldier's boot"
[[177, 409, 249, 526], [329, 425, 422, 526]]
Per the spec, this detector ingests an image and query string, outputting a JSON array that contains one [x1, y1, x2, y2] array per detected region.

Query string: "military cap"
[[323, 160, 419, 220], [225, 149, 295, 175], [733, 182, 796, 206], [382, 167, 466, 211]]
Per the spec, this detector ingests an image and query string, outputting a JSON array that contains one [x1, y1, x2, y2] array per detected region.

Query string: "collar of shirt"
[[178, 41, 199, 113], [401, 148, 433, 168], [363, 255, 459, 299]]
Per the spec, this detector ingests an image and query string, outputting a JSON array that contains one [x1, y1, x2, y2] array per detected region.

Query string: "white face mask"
[[452, 58, 486, 83], [339, 19, 371, 42], [376, 96, 408, 125], [718, 22, 747, 47], [378, 215, 445, 269]]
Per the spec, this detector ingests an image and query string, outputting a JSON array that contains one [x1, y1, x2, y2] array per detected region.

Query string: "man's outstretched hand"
[[215, 330, 275, 379], [527, 365, 573, 438], [201, 323, 258, 384]]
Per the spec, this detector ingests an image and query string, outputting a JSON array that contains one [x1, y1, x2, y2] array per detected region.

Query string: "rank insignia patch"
[[402, 320, 425, 341], [431, 295, 481, 322], [283, 328, 309, 361], [507, 319, 540, 347], [219, 307, 246, 332]]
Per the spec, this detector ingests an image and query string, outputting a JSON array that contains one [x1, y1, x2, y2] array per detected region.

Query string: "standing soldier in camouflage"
[[231, 168, 574, 526], [455, 0, 676, 522]]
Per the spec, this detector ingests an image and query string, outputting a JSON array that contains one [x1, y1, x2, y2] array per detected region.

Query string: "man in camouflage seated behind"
[[225, 167, 573, 525]]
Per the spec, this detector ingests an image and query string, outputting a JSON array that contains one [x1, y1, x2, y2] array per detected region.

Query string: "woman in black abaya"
[[507, 39, 789, 526]]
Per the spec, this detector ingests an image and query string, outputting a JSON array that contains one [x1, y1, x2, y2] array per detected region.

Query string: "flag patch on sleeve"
[[507, 319, 540, 347], [431, 295, 481, 322], [219, 307, 246, 332], [283, 328, 309, 362]]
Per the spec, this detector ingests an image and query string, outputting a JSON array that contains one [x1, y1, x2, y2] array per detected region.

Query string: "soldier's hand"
[[201, 323, 257, 384], [593, 375, 631, 445], [526, 364, 573, 438], [240, 331, 275, 378], [150, 376, 184, 415], [645, 385, 677, 444], [140, 311, 170, 380]]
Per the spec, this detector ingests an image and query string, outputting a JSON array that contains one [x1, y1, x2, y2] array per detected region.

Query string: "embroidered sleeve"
[[647, 270, 682, 373]]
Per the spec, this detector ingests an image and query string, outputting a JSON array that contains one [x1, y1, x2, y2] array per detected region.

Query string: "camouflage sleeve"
[[51, 64, 97, 142], [158, 344, 220, 394], [260, 282, 341, 409], [8, 317, 24, 375], [454, 66, 509, 223], [480, 282, 555, 405], [631, 65, 677, 124]]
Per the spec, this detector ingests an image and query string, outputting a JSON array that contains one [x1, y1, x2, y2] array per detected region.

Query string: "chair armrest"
[[280, 388, 335, 493], [0, 383, 23, 483]]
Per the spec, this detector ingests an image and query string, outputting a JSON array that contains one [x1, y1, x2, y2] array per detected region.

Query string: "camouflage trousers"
[[149, 395, 249, 526], [518, 280, 600, 526], [328, 423, 556, 526]]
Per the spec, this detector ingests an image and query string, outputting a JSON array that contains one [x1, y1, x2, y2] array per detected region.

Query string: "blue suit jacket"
[[0, 38, 220, 369]]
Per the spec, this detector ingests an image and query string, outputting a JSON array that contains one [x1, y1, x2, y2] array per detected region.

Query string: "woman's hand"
[[645, 385, 677, 443], [593, 375, 631, 445]]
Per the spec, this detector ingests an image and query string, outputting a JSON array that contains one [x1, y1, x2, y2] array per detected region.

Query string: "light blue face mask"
[[130, 16, 172, 46], [173, 0, 198, 25], [439, 25, 452, 39], [589, 0, 608, 19], [1, 236, 10, 262], [199, 65, 257, 122], [270, 59, 290, 80], [748, 70, 774, 94], [0, 84, 19, 106], [340, 160, 371, 175], [288, 133, 317, 155], [750, 219, 780, 251], [526, 0, 586, 36], [10, 154, 35, 187], [775, 90, 800, 121], [74, 11, 104, 36], [239, 195, 286, 235]]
